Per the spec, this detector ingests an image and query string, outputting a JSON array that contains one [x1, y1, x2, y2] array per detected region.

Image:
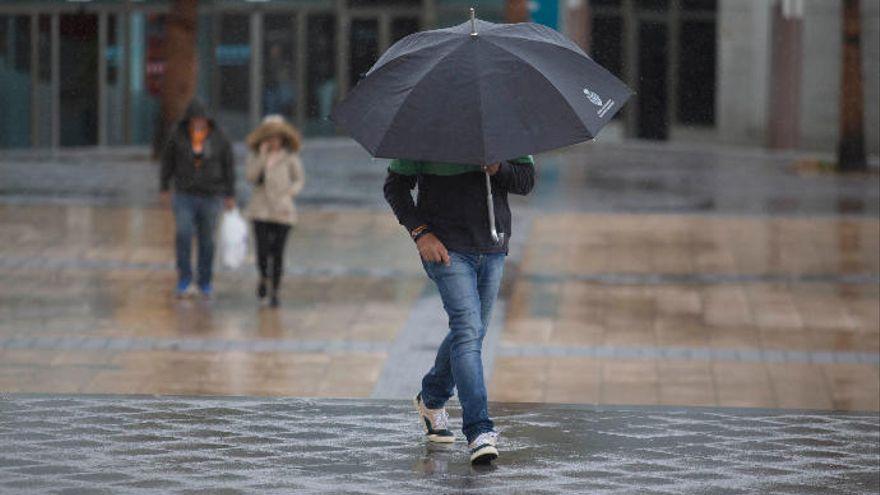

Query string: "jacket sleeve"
[[492, 155, 535, 195], [222, 140, 236, 197], [159, 137, 176, 192], [287, 155, 306, 197], [245, 152, 266, 184], [383, 160, 425, 233]]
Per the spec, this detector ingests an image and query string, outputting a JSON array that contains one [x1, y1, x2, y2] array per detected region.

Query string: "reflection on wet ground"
[[0, 395, 877, 494], [533, 143, 879, 215], [0, 140, 877, 412]]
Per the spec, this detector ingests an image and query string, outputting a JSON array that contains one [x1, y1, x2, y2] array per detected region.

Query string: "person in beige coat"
[[245, 115, 305, 307]]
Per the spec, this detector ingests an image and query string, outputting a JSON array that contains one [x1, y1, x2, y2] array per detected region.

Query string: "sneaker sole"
[[470, 445, 498, 465], [426, 433, 455, 443], [413, 397, 456, 443], [176, 288, 197, 299]]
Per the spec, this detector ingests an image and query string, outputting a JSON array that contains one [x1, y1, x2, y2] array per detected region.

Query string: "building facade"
[[1, 0, 878, 155], [0, 0, 504, 148], [566, 0, 879, 154]]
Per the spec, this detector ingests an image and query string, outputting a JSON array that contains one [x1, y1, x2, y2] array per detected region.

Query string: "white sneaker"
[[414, 394, 455, 443], [468, 431, 498, 465]]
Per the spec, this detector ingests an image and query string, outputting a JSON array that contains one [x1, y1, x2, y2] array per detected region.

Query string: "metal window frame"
[[250, 11, 262, 129], [0, 0, 433, 148], [341, 5, 423, 97], [29, 13, 39, 147], [50, 12, 59, 148], [98, 10, 108, 146], [590, 0, 719, 137]]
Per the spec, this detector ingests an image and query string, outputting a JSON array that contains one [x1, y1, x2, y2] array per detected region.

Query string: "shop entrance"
[[60, 13, 98, 146]]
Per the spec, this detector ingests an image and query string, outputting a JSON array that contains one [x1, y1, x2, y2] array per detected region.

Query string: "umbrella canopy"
[[331, 16, 632, 165]]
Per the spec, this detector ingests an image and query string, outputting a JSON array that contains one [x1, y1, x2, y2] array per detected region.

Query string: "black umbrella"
[[332, 9, 632, 242]]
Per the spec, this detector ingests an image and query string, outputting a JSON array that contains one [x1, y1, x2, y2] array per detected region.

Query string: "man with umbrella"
[[385, 156, 535, 464], [333, 10, 631, 464]]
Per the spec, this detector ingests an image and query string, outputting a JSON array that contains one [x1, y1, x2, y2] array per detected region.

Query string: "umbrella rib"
[[479, 37, 594, 138], [484, 26, 589, 58], [486, 34, 624, 85], [366, 34, 458, 78], [373, 40, 472, 158]]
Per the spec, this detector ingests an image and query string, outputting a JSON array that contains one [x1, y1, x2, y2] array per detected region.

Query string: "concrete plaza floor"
[[0, 139, 877, 412], [1, 139, 879, 494]]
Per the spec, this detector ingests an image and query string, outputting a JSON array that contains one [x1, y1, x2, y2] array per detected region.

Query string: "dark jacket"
[[160, 100, 235, 197], [383, 157, 535, 254]]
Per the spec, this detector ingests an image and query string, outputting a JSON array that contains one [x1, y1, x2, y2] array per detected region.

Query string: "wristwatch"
[[410, 224, 429, 242]]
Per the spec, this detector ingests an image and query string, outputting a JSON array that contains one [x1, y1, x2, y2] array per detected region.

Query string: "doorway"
[[0, 15, 32, 148], [589, 0, 719, 140], [349, 18, 379, 87], [636, 21, 668, 140], [60, 13, 98, 146], [345, 12, 420, 91]]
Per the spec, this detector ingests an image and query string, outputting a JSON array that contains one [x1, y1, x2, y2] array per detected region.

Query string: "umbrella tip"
[[470, 7, 477, 36]]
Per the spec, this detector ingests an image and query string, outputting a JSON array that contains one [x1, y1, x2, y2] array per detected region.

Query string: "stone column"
[[565, 0, 590, 52], [505, 0, 530, 23], [158, 0, 199, 156], [767, 0, 803, 149], [717, 0, 772, 147], [837, 0, 866, 171]]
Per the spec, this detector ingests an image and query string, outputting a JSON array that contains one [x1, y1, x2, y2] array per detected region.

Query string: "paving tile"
[[766, 363, 834, 410], [601, 383, 660, 406], [489, 357, 549, 403], [821, 364, 880, 411], [1, 192, 878, 414], [547, 320, 605, 346], [658, 384, 717, 407]]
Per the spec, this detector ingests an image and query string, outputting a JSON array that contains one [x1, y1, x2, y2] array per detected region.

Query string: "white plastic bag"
[[220, 207, 248, 269]]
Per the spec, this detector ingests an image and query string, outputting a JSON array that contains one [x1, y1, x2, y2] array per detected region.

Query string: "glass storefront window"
[[636, 0, 669, 12], [0, 1, 445, 147], [106, 13, 125, 145], [591, 15, 624, 79], [682, 0, 717, 11], [305, 13, 336, 136], [349, 18, 378, 88], [677, 20, 716, 125], [215, 14, 250, 140], [391, 17, 420, 44], [591, 1, 719, 135], [60, 13, 98, 147], [197, 13, 214, 109], [129, 12, 164, 145], [0, 15, 32, 148], [35, 14, 51, 147], [262, 13, 298, 123], [590, 14, 624, 121]]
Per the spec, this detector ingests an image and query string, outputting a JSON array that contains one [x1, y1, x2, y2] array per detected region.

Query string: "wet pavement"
[[1, 139, 877, 216], [1, 139, 879, 492], [1, 139, 878, 412], [1, 394, 878, 494]]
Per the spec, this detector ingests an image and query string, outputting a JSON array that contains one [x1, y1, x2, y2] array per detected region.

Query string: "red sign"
[[145, 15, 166, 97]]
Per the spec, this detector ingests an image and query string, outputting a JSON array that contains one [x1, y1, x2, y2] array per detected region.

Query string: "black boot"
[[257, 277, 268, 300]]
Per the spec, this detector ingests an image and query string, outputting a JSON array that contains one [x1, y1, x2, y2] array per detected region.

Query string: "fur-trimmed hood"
[[246, 116, 301, 152]]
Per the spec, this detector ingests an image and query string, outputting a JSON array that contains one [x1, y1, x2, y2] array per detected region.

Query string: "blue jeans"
[[172, 193, 222, 287], [420, 251, 505, 443]]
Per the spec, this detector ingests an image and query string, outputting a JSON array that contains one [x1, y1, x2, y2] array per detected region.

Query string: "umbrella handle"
[[485, 171, 503, 245]]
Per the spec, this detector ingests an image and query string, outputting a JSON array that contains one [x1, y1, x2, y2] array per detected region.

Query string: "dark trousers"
[[253, 220, 291, 291]]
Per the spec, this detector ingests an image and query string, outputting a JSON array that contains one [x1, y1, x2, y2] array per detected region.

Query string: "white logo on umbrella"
[[583, 88, 603, 107]]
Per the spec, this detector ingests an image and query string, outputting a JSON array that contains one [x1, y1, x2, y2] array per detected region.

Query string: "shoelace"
[[429, 408, 450, 429], [471, 431, 497, 447]]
